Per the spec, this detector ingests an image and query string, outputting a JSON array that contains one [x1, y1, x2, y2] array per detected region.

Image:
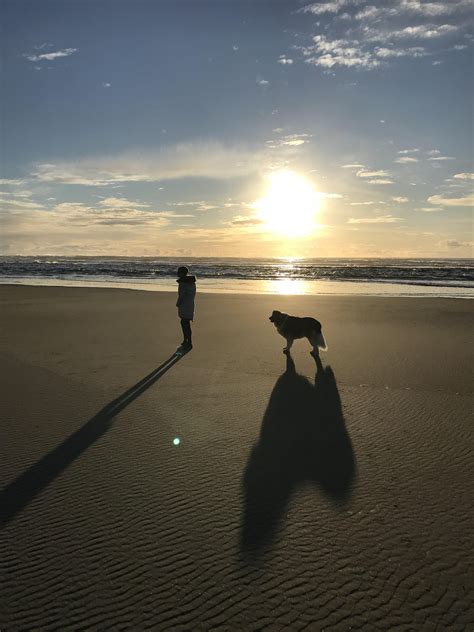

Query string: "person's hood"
[[177, 275, 196, 284]]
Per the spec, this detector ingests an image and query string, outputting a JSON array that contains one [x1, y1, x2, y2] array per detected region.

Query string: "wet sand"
[[1, 285, 473, 630]]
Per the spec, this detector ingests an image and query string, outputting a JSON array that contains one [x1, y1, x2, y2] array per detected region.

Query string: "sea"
[[0, 256, 473, 298]]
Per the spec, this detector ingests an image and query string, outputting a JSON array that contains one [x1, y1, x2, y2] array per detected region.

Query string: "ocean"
[[0, 256, 473, 298]]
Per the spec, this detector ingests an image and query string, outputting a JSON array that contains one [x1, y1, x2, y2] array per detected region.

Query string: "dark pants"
[[180, 318, 192, 344]]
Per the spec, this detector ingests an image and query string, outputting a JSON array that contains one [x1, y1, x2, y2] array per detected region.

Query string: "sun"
[[254, 170, 321, 237]]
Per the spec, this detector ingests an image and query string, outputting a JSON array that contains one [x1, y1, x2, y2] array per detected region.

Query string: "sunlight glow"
[[266, 278, 309, 295], [255, 170, 321, 237]]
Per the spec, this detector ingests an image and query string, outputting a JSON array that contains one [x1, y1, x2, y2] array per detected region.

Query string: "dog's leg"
[[283, 338, 293, 353], [309, 335, 319, 357]]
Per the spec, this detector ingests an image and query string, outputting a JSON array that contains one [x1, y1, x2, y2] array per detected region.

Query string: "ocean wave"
[[0, 256, 473, 287]]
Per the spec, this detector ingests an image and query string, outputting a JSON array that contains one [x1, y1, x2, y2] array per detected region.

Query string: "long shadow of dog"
[[240, 352, 356, 554]]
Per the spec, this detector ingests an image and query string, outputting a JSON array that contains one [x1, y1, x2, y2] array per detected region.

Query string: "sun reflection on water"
[[265, 278, 309, 295]]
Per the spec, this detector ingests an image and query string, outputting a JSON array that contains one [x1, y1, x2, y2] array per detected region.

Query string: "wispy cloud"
[[266, 133, 312, 148], [415, 206, 443, 212], [356, 169, 387, 178], [304, 35, 381, 69], [440, 239, 473, 249], [427, 194, 473, 206], [98, 197, 150, 210], [395, 156, 419, 164], [428, 155, 455, 161], [0, 197, 44, 210], [24, 48, 78, 62], [31, 142, 268, 186], [296, 0, 471, 71], [349, 201, 377, 205], [357, 169, 391, 178], [230, 215, 264, 226], [348, 215, 402, 223], [389, 24, 459, 39], [278, 55, 294, 65], [0, 179, 25, 185], [320, 192, 344, 199], [301, 1, 359, 16], [354, 1, 472, 19], [453, 172, 474, 180]]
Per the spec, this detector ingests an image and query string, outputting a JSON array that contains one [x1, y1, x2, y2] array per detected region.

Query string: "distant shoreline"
[[1, 276, 472, 299]]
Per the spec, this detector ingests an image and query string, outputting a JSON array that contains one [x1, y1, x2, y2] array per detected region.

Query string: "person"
[[176, 266, 196, 350]]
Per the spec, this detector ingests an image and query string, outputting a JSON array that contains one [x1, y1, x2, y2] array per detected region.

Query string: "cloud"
[[266, 133, 312, 148], [320, 192, 343, 199], [155, 211, 195, 218], [398, 148, 420, 154], [103, 82, 112, 88], [453, 172, 474, 180], [392, 196, 409, 202], [0, 197, 44, 210], [357, 169, 391, 178], [296, 1, 471, 72], [415, 206, 443, 212], [0, 179, 25, 185], [301, 0, 360, 15], [53, 201, 173, 227], [342, 163, 365, 168], [440, 239, 473, 249], [427, 194, 474, 206], [349, 201, 377, 205], [390, 24, 459, 39], [375, 46, 427, 58], [428, 155, 455, 161], [304, 35, 381, 69], [257, 79, 269, 85], [367, 179, 394, 184], [231, 215, 264, 226], [355, 1, 472, 19], [348, 215, 403, 223], [278, 56, 294, 65], [98, 197, 150, 210], [24, 48, 78, 62], [31, 142, 268, 186], [166, 200, 220, 212], [395, 156, 419, 164]]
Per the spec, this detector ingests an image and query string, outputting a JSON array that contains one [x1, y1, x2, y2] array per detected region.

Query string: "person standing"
[[176, 266, 196, 351]]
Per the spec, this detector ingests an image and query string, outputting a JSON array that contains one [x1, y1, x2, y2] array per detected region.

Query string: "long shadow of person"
[[240, 352, 356, 554], [1, 350, 188, 527]]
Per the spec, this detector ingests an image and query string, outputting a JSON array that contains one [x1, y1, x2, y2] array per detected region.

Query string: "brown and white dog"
[[269, 310, 327, 355]]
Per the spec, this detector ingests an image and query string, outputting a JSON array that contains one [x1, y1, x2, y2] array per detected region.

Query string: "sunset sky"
[[1, 0, 473, 258]]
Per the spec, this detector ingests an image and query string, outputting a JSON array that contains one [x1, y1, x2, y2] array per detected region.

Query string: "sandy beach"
[[1, 285, 472, 630]]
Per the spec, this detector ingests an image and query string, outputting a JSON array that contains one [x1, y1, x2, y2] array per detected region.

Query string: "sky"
[[1, 0, 473, 258]]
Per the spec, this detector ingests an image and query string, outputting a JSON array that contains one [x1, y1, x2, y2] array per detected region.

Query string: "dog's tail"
[[315, 330, 328, 351]]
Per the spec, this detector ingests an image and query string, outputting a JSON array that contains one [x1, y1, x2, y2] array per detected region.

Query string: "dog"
[[269, 310, 327, 355]]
